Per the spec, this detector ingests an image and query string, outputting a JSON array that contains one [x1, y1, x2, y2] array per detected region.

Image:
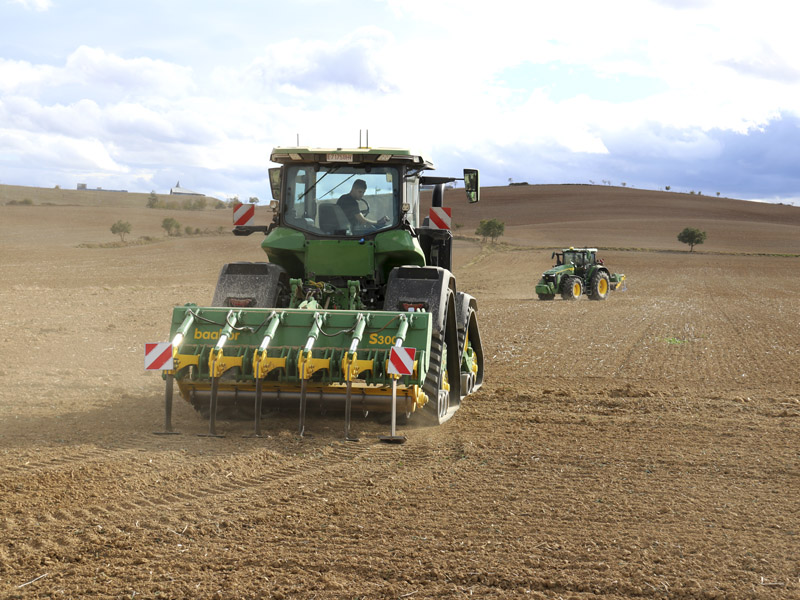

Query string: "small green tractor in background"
[[535, 247, 626, 301]]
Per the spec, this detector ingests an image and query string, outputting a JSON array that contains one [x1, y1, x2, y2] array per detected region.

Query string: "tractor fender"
[[455, 291, 478, 322], [383, 266, 456, 335], [589, 266, 611, 281]]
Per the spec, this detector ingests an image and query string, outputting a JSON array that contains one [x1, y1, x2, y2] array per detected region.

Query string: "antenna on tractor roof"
[[359, 129, 369, 149]]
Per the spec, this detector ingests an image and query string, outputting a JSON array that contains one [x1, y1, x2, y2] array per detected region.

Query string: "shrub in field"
[[476, 218, 505, 243], [110, 220, 132, 242], [162, 217, 181, 236], [677, 227, 707, 252]]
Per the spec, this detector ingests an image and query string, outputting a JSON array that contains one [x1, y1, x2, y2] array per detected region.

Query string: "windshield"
[[282, 164, 400, 237]]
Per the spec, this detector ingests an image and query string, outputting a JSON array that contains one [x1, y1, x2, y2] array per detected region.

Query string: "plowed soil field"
[[1, 186, 799, 599]]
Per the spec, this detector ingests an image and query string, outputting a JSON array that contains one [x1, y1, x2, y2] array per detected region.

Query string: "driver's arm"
[[354, 211, 374, 226], [355, 204, 387, 227]]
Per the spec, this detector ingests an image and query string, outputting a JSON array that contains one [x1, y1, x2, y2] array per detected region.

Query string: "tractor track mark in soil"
[[2, 441, 405, 586], [2, 438, 391, 537]]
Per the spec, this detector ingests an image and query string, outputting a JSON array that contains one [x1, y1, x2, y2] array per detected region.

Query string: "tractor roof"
[[270, 146, 434, 170], [562, 247, 598, 253]]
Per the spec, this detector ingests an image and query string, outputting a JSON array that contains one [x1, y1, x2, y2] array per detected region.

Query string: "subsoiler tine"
[[344, 314, 366, 442], [250, 311, 281, 438], [164, 373, 174, 432], [154, 373, 180, 435], [344, 361, 358, 442], [254, 378, 263, 437], [297, 313, 324, 438], [155, 313, 195, 436], [299, 356, 308, 437], [199, 376, 224, 438]]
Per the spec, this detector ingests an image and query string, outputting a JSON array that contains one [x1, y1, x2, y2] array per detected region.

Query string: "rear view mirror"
[[268, 168, 281, 200], [463, 168, 480, 203]]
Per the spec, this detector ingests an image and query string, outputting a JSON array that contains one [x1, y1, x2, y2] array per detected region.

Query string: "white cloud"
[[1, 0, 799, 200], [229, 26, 399, 96], [0, 128, 125, 172], [64, 46, 195, 98], [9, 0, 52, 11], [0, 58, 59, 94], [0, 47, 195, 101]]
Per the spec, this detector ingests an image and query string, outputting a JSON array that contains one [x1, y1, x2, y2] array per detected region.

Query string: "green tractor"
[[160, 146, 484, 438], [535, 247, 626, 301]]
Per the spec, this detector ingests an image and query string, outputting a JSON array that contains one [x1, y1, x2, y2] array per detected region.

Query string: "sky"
[[1, 0, 799, 204]]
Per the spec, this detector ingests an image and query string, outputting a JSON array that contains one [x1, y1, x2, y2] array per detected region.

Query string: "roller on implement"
[[158, 145, 484, 439]]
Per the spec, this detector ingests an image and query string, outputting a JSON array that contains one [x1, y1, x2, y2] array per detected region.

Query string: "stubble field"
[[1, 185, 798, 599]]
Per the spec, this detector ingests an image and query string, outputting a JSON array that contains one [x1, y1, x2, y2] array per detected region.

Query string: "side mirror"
[[268, 167, 281, 200], [463, 168, 480, 203]]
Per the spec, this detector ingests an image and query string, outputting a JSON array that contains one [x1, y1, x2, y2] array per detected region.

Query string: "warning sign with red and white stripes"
[[428, 207, 452, 230], [387, 346, 416, 376], [144, 342, 174, 370], [233, 203, 255, 226]]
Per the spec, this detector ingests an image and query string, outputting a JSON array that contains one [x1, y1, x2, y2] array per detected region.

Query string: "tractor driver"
[[337, 179, 389, 229]]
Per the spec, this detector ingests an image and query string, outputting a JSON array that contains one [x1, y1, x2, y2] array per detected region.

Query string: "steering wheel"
[[358, 198, 369, 217]]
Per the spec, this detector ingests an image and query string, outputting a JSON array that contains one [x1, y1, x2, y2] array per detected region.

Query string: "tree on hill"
[[110, 220, 132, 242], [162, 217, 181, 236], [677, 227, 707, 252], [146, 191, 159, 208], [476, 218, 505, 243]]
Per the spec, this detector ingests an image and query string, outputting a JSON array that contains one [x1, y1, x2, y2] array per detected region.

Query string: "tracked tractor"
[[161, 146, 484, 438], [535, 247, 626, 301]]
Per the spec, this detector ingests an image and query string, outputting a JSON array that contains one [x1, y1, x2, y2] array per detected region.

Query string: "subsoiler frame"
[[158, 307, 428, 439]]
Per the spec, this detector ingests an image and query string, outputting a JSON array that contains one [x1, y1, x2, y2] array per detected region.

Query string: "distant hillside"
[[4, 181, 798, 254], [0, 183, 216, 209], [424, 184, 800, 254]]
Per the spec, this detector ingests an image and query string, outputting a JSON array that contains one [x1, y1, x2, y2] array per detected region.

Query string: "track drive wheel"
[[537, 293, 555, 301], [419, 296, 460, 425], [456, 292, 483, 397], [421, 331, 450, 424], [561, 276, 583, 300], [589, 271, 610, 300]]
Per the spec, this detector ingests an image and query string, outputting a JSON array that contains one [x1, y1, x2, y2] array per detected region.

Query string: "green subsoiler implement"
[[157, 145, 484, 440]]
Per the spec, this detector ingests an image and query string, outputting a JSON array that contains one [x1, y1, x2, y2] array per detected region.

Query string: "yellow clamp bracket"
[[297, 350, 330, 380], [412, 385, 427, 410], [208, 348, 243, 378], [166, 348, 200, 375], [341, 353, 374, 382], [252, 350, 287, 380]]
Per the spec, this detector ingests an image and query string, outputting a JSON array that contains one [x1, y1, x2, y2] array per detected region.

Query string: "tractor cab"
[[557, 248, 597, 272], [264, 147, 477, 241], [278, 163, 401, 238], [252, 147, 479, 292]]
